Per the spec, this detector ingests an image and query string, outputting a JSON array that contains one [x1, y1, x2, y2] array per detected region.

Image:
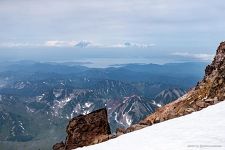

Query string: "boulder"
[[53, 108, 111, 150]]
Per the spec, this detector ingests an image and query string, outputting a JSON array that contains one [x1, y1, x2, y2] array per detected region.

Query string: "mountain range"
[[0, 60, 207, 150]]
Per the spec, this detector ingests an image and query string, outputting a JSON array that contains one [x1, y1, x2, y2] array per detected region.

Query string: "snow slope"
[[78, 101, 225, 150]]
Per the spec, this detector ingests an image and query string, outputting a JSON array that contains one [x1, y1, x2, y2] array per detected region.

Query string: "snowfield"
[[78, 101, 225, 150]]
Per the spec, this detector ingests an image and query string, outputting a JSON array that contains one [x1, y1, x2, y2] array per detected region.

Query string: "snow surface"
[[78, 101, 225, 150]]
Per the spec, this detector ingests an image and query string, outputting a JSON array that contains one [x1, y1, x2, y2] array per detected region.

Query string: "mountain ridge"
[[127, 41, 225, 132]]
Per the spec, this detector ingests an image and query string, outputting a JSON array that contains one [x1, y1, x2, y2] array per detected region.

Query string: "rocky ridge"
[[124, 41, 225, 132]]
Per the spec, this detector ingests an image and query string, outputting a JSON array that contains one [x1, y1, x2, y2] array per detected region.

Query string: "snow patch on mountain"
[[53, 89, 64, 98]]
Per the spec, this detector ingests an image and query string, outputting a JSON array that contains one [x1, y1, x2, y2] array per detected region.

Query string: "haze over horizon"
[[0, 0, 224, 63]]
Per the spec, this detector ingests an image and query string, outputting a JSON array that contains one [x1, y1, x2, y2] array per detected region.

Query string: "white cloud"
[[172, 52, 214, 61], [98, 42, 155, 48], [45, 40, 77, 47], [123, 42, 155, 48], [1, 0, 224, 49], [46, 41, 155, 48], [0, 42, 42, 48], [0, 40, 155, 48]]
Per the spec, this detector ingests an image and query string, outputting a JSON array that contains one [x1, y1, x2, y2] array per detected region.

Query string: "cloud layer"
[[0, 0, 225, 47], [0, 0, 224, 62], [172, 52, 214, 61], [0, 40, 155, 48]]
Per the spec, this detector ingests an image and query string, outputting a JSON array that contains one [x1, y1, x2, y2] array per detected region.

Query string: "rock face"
[[53, 108, 111, 150]]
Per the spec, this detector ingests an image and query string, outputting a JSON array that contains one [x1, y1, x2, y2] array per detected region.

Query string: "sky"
[[0, 0, 225, 63]]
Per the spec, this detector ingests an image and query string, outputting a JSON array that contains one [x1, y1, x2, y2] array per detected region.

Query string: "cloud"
[[45, 40, 77, 47], [110, 42, 155, 48], [0, 42, 42, 48], [124, 42, 155, 48], [0, 0, 224, 51], [172, 52, 214, 61], [0, 40, 155, 49], [47, 41, 155, 48]]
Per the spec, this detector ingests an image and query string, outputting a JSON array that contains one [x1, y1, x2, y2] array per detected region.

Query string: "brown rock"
[[196, 101, 205, 108], [125, 126, 135, 133], [185, 108, 195, 113], [53, 141, 65, 150], [108, 134, 117, 139], [132, 124, 148, 131], [116, 128, 126, 136], [205, 98, 216, 102], [139, 120, 152, 126], [205, 65, 215, 76], [124, 124, 147, 133], [154, 117, 160, 124], [54, 108, 111, 150], [65, 108, 111, 150]]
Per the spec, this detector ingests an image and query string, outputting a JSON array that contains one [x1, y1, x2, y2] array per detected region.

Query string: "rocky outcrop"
[[53, 142, 65, 150], [53, 108, 111, 150]]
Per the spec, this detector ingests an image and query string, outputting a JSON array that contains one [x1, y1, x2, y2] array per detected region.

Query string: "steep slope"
[[78, 100, 225, 150], [139, 41, 225, 126], [119, 41, 225, 133], [108, 95, 158, 131], [154, 88, 186, 105]]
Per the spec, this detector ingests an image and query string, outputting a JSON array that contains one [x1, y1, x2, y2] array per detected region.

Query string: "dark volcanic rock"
[[53, 142, 65, 150], [53, 108, 111, 150]]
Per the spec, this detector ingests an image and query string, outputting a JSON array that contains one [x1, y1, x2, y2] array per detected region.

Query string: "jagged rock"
[[65, 108, 111, 150], [131, 124, 147, 131], [154, 117, 161, 123], [116, 128, 126, 136], [124, 124, 147, 133], [108, 133, 117, 140], [185, 108, 195, 113], [53, 142, 65, 150], [139, 120, 152, 126], [124, 126, 134, 133], [196, 101, 205, 108], [205, 97, 217, 102], [53, 108, 111, 150]]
